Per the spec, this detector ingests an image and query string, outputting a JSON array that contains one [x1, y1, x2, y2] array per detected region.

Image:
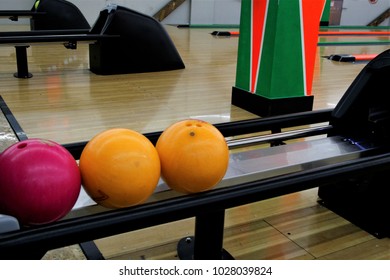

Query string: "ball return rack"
[[0, 49, 389, 260], [0, 5, 185, 78]]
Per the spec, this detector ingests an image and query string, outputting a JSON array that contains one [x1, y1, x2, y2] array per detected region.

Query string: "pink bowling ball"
[[0, 139, 81, 226]]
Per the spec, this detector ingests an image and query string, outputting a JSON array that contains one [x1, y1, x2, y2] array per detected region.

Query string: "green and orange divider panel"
[[232, 0, 326, 117]]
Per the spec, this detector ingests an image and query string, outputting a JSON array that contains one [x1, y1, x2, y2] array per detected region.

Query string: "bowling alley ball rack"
[[0, 49, 389, 260], [0, 5, 185, 79]]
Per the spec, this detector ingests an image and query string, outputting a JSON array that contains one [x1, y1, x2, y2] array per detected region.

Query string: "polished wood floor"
[[0, 24, 389, 260]]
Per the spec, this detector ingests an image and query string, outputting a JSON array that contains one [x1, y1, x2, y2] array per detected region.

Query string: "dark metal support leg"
[[79, 241, 105, 260], [14, 46, 33, 78], [177, 209, 234, 260]]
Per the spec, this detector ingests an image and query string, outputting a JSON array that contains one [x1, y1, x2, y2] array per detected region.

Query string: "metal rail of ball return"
[[0, 50, 389, 260], [0, 29, 118, 78], [0, 10, 47, 21], [0, 5, 124, 78]]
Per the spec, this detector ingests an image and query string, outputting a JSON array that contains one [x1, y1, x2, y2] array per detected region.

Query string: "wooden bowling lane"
[[0, 26, 389, 146]]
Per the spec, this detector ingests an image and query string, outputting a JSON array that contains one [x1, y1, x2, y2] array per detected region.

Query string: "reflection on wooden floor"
[[0, 24, 389, 260]]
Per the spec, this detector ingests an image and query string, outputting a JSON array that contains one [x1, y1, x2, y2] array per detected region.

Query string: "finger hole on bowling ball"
[[17, 143, 27, 149]]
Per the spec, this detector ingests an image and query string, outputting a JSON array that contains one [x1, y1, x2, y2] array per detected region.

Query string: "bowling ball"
[[156, 119, 229, 194], [0, 139, 81, 226], [79, 128, 161, 208]]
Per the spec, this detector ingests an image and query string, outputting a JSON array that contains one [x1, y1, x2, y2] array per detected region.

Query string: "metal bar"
[[177, 210, 230, 260], [79, 241, 105, 260], [0, 29, 90, 37], [14, 46, 32, 78], [193, 210, 226, 260], [0, 34, 119, 45], [227, 125, 332, 148], [0, 10, 46, 19], [215, 109, 332, 138]]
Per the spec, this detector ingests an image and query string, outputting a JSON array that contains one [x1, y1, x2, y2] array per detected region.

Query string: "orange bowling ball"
[[156, 119, 229, 194], [79, 128, 161, 208]]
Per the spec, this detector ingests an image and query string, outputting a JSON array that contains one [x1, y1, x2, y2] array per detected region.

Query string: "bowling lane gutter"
[[1, 149, 390, 259]]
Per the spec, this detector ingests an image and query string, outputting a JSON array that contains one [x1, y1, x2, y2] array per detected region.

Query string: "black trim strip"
[[0, 96, 28, 141]]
